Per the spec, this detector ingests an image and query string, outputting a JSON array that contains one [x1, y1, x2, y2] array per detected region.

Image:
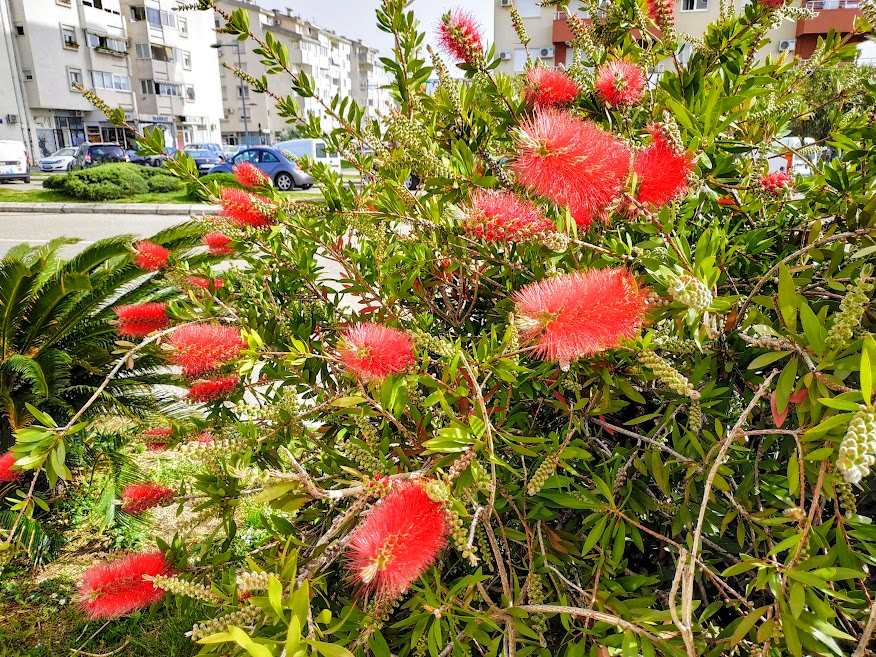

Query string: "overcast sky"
[[259, 0, 494, 55]]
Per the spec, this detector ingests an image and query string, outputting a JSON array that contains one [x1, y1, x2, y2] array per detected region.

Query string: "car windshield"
[[53, 148, 77, 157], [91, 146, 123, 156], [185, 150, 212, 157]]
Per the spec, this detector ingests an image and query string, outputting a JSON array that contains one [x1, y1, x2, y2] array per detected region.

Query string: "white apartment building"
[[493, 0, 800, 75], [121, 0, 222, 147], [0, 0, 221, 159], [213, 0, 391, 146]]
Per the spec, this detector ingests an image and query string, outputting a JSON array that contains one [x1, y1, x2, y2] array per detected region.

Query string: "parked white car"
[[0, 140, 30, 183], [39, 147, 78, 173], [273, 138, 342, 173]]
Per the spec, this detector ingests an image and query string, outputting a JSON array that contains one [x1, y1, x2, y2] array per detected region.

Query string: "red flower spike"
[[347, 481, 449, 598], [168, 324, 245, 377], [759, 0, 788, 8], [438, 10, 484, 66], [187, 376, 240, 403], [232, 162, 269, 189], [121, 482, 175, 514], [511, 109, 631, 228], [220, 187, 275, 228], [133, 241, 170, 271], [202, 232, 235, 256], [78, 551, 174, 620], [647, 0, 675, 27], [0, 451, 22, 483], [464, 189, 555, 243], [113, 302, 169, 338], [758, 171, 792, 196], [143, 427, 172, 438], [186, 275, 225, 291], [145, 443, 168, 452], [513, 268, 647, 368], [594, 60, 646, 107], [524, 68, 580, 107], [633, 132, 693, 208], [338, 323, 416, 382]]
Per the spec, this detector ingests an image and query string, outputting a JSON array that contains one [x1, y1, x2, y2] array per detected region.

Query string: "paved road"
[[0, 213, 187, 258]]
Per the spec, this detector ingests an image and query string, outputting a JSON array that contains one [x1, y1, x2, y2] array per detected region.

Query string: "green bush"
[[39, 163, 149, 200], [186, 172, 242, 201], [146, 174, 182, 193]]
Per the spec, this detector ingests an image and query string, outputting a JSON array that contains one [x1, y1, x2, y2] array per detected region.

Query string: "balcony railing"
[[803, 0, 859, 8]]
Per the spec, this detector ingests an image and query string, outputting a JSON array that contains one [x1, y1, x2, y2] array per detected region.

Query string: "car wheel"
[[405, 173, 421, 191], [275, 172, 294, 191], [67, 162, 74, 172], [23, 176, 30, 184], [152, 159, 162, 168], [301, 183, 313, 190]]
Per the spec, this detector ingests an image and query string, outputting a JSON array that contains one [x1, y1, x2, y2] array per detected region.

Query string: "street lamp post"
[[211, 41, 249, 146]]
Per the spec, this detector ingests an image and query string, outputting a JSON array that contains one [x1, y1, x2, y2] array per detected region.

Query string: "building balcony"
[[552, 12, 586, 44], [796, 0, 861, 36]]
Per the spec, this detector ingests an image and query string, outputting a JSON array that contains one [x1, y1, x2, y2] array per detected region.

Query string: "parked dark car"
[[184, 143, 226, 161], [183, 148, 224, 176], [208, 146, 314, 191], [126, 149, 167, 167], [71, 143, 128, 170]]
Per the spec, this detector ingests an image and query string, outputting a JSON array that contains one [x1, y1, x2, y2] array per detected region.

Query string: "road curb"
[[0, 202, 218, 215]]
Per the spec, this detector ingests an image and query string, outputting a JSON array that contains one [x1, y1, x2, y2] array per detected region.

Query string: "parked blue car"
[[209, 147, 314, 191]]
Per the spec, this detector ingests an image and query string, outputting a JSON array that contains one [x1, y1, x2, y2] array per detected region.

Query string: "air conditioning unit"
[[500, 0, 513, 7], [499, 50, 512, 60], [272, 18, 281, 26], [537, 47, 555, 59], [778, 39, 796, 52], [72, 110, 83, 117], [5, 114, 18, 124], [226, 108, 235, 114]]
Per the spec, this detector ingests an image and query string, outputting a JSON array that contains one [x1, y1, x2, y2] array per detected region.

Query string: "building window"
[[185, 85, 195, 101], [681, 0, 709, 9], [160, 10, 176, 28], [56, 0, 71, 5], [22, 69, 33, 81], [179, 17, 188, 37], [14, 24, 24, 35], [87, 33, 127, 54], [238, 86, 249, 98], [182, 51, 192, 70], [130, 6, 145, 21], [61, 25, 79, 48], [68, 67, 83, 90], [221, 86, 227, 101], [92, 70, 131, 91], [141, 80, 184, 97], [82, 0, 104, 8]]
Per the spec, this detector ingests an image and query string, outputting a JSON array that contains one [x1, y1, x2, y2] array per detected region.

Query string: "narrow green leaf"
[[789, 582, 805, 619], [778, 264, 797, 333], [729, 605, 769, 648], [861, 336, 875, 406]]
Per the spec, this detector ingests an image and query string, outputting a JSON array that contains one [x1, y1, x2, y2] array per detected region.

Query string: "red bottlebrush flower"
[[758, 171, 792, 196], [196, 432, 214, 444], [220, 187, 275, 228], [438, 9, 484, 66], [232, 162, 269, 189], [121, 482, 175, 514], [594, 60, 646, 107], [133, 241, 170, 271], [463, 189, 554, 242], [113, 302, 169, 338], [186, 275, 225, 290], [759, 0, 787, 8], [647, 0, 674, 27], [338, 323, 416, 382], [203, 232, 235, 256], [633, 132, 693, 208], [0, 451, 22, 483], [511, 109, 631, 228], [524, 67, 580, 107], [187, 376, 240, 403], [145, 442, 168, 452], [143, 427, 172, 438], [347, 481, 448, 598], [168, 324, 245, 377], [78, 551, 174, 620], [513, 268, 647, 368]]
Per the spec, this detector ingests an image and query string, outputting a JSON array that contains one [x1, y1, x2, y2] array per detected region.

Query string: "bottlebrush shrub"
[[49, 1, 876, 656]]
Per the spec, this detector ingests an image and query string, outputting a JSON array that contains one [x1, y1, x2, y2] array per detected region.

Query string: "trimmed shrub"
[[146, 175, 182, 193], [40, 163, 149, 200]]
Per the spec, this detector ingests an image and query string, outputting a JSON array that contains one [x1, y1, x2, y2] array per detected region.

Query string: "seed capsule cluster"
[[669, 275, 713, 312], [638, 349, 700, 400], [189, 604, 263, 642], [151, 574, 220, 603], [825, 265, 873, 351], [836, 405, 876, 484]]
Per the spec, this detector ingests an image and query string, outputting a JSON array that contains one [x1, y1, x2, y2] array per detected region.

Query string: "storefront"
[[32, 112, 87, 158]]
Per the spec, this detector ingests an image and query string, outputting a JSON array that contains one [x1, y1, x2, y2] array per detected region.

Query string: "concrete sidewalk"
[[0, 202, 218, 215]]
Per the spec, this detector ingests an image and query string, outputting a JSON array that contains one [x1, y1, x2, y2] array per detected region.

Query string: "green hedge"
[[42, 163, 181, 201]]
